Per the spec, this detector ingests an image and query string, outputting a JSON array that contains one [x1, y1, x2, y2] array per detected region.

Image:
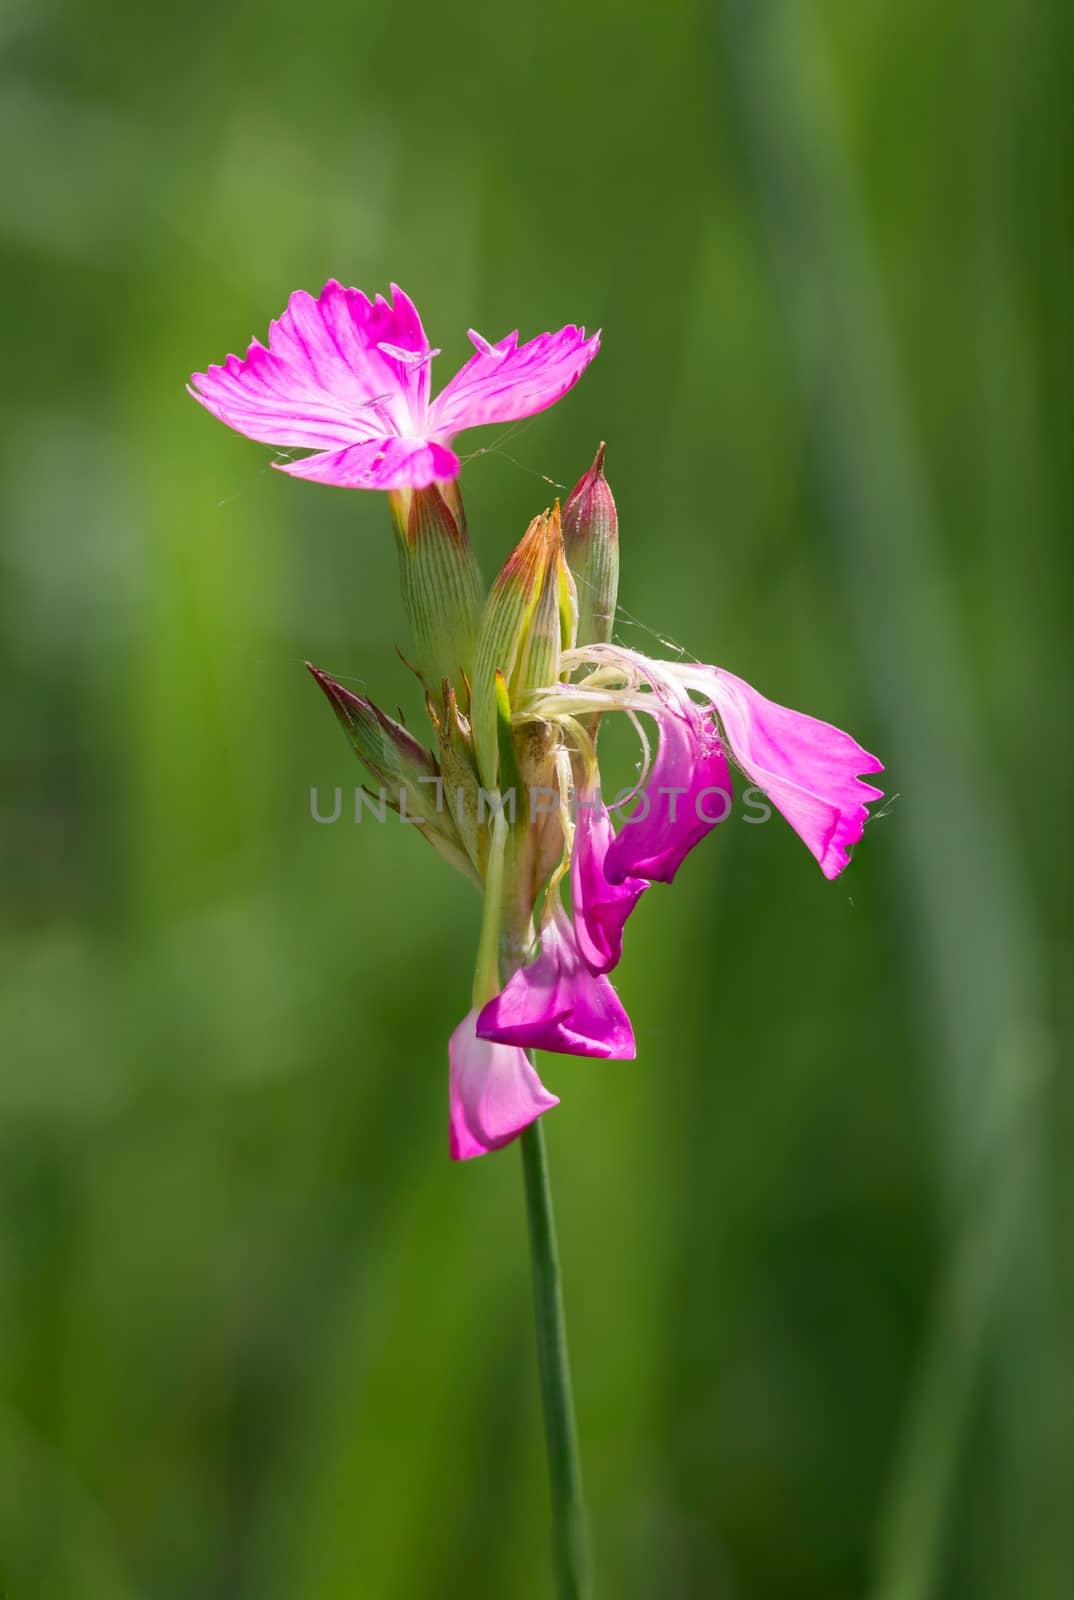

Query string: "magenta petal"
[[448, 1010, 558, 1161], [476, 909, 636, 1060], [275, 435, 461, 491], [380, 282, 435, 419], [186, 359, 375, 450], [429, 325, 600, 435], [704, 668, 884, 879], [604, 704, 733, 886], [189, 281, 432, 452], [570, 795, 648, 974]]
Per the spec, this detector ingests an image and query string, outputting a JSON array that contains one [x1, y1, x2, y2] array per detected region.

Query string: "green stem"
[[519, 1111, 590, 1599]]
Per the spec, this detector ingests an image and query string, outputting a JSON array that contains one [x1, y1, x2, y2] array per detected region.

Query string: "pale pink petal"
[[699, 668, 884, 879], [275, 435, 461, 491], [189, 280, 431, 451], [448, 1010, 559, 1161], [429, 326, 600, 435]]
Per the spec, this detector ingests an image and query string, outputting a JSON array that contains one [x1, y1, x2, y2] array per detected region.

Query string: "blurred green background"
[[2, 0, 1071, 1595]]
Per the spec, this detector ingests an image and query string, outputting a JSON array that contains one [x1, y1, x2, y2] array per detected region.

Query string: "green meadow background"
[[2, 1, 1071, 1595]]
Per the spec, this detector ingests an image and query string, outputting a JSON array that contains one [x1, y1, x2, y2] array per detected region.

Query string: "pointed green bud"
[[562, 443, 618, 646], [470, 505, 577, 790], [307, 663, 477, 882], [389, 484, 483, 713]]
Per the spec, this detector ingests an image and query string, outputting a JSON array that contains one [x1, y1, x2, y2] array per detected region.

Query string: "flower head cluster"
[[190, 284, 884, 1160]]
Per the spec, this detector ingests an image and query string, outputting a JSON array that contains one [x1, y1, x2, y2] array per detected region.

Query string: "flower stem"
[[519, 1110, 591, 1599]]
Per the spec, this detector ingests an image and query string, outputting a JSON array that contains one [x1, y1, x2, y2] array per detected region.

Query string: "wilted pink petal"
[[570, 792, 648, 974], [448, 1010, 558, 1161], [477, 907, 635, 1060], [694, 667, 884, 880], [604, 700, 732, 886], [189, 282, 598, 492]]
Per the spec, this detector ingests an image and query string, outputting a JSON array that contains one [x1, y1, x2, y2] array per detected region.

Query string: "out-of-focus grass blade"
[[715, 3, 1066, 1596]]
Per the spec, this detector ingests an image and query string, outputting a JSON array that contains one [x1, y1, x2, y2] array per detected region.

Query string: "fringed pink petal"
[[189, 280, 432, 452], [429, 325, 600, 436]]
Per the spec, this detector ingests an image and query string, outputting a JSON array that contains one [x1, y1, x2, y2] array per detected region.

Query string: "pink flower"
[[570, 791, 648, 974], [477, 905, 636, 1059], [189, 281, 599, 492], [449, 1010, 560, 1161]]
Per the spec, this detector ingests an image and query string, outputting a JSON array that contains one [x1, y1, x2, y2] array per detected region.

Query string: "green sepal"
[[307, 663, 477, 883], [390, 484, 483, 712], [426, 683, 484, 876]]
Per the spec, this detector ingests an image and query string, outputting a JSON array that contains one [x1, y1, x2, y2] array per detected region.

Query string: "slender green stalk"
[[519, 1111, 590, 1600]]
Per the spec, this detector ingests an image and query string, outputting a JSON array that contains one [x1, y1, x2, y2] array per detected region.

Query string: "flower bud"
[[469, 504, 576, 789], [389, 483, 483, 713], [307, 663, 477, 880], [562, 443, 618, 647]]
